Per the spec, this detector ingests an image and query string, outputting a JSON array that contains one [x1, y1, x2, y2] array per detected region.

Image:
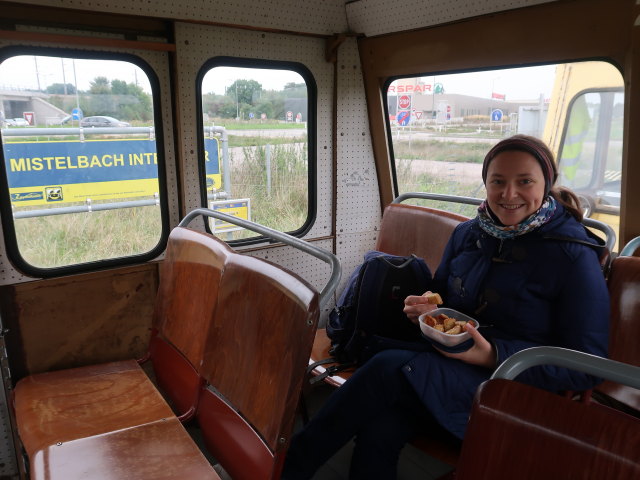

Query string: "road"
[[405, 159, 483, 184], [225, 129, 486, 184], [228, 128, 500, 144], [227, 129, 306, 137]]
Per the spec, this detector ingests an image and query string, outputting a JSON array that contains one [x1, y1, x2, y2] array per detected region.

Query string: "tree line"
[[46, 77, 152, 122], [45, 77, 307, 123], [202, 80, 307, 121]]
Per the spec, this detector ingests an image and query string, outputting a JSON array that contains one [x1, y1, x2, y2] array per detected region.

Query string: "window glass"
[[558, 90, 623, 214], [387, 61, 624, 241], [199, 63, 312, 241], [0, 51, 165, 273]]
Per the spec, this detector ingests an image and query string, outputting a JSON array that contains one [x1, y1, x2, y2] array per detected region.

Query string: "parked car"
[[6, 118, 30, 127], [80, 116, 130, 127]]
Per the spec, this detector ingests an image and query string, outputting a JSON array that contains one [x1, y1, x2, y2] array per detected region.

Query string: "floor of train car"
[[186, 382, 453, 479]]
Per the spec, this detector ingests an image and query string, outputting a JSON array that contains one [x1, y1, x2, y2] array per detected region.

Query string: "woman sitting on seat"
[[282, 135, 610, 480]]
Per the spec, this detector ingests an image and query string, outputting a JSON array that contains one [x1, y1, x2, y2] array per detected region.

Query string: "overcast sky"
[[0, 55, 304, 95], [0, 55, 594, 102], [422, 64, 557, 101]]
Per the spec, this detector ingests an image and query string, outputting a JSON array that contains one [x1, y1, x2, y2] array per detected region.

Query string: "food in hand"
[[422, 313, 470, 335], [423, 292, 443, 305]]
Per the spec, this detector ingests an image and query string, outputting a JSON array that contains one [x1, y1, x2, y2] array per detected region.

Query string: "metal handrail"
[[491, 346, 640, 390], [393, 192, 616, 253], [620, 236, 640, 257], [393, 191, 482, 207], [178, 208, 341, 308]]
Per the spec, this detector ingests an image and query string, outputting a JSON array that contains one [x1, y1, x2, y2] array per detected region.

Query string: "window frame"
[[0, 45, 170, 278], [195, 56, 317, 246]]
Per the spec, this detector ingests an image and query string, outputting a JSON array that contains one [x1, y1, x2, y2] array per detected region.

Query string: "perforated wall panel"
[[334, 37, 381, 285], [173, 22, 336, 290], [347, 0, 557, 37], [0, 36, 177, 284], [12, 0, 348, 36], [249, 238, 334, 320]]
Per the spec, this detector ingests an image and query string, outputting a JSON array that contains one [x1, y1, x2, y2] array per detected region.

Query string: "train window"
[[0, 48, 168, 276], [197, 58, 316, 242], [386, 61, 624, 241]]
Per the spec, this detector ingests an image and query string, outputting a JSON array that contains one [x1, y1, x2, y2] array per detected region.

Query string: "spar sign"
[[4, 138, 221, 206]]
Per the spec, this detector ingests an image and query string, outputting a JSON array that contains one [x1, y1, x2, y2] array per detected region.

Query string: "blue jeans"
[[283, 349, 435, 480]]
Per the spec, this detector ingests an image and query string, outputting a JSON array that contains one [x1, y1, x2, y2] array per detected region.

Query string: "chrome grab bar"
[[620, 236, 640, 257], [491, 346, 640, 390], [178, 208, 341, 308]]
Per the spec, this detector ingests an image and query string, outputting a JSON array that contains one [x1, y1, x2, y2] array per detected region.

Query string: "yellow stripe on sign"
[[10, 178, 160, 207]]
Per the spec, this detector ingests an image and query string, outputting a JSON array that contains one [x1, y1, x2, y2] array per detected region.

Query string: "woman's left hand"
[[435, 323, 497, 369]]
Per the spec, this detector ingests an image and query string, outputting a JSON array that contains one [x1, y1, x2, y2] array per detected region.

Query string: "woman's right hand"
[[403, 291, 438, 325]]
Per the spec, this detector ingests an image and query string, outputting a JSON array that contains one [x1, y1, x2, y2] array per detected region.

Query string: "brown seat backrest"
[[151, 227, 233, 416], [197, 252, 319, 479], [375, 203, 468, 273], [596, 255, 640, 412], [456, 379, 640, 479]]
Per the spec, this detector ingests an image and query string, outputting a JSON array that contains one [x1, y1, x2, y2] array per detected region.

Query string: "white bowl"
[[419, 308, 478, 348]]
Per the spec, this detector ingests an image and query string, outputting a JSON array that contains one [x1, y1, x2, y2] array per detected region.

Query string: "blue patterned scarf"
[[477, 196, 557, 239]]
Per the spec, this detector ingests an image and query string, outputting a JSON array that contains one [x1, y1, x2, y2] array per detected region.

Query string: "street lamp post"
[[33, 57, 41, 91], [72, 59, 80, 110], [235, 82, 239, 120], [489, 77, 500, 133]]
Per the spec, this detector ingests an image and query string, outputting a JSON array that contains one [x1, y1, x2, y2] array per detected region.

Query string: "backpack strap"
[[541, 234, 604, 251], [541, 233, 609, 272], [306, 357, 357, 385]]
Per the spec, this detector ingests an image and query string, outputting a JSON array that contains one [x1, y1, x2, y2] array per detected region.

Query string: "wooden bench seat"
[[13, 224, 322, 479], [457, 373, 640, 478], [12, 227, 235, 479]]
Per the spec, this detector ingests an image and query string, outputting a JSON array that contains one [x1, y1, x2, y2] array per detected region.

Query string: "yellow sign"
[[208, 198, 251, 233]]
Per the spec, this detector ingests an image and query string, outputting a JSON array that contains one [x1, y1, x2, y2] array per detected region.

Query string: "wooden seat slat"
[[30, 417, 220, 480], [14, 359, 173, 456]]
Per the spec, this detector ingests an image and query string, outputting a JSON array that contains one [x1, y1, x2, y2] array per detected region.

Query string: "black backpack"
[[318, 251, 432, 377]]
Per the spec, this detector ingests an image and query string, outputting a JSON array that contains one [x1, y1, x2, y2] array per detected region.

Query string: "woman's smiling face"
[[485, 150, 547, 226]]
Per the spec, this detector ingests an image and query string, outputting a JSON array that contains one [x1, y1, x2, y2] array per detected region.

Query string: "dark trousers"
[[283, 349, 434, 480]]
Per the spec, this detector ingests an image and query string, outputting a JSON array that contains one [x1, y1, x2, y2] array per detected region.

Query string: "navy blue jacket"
[[401, 204, 610, 439]]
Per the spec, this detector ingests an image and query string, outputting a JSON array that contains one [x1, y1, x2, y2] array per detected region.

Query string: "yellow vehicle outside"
[[543, 61, 624, 250]]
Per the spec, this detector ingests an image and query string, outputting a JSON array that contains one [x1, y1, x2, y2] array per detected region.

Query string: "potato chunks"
[[423, 312, 468, 335]]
